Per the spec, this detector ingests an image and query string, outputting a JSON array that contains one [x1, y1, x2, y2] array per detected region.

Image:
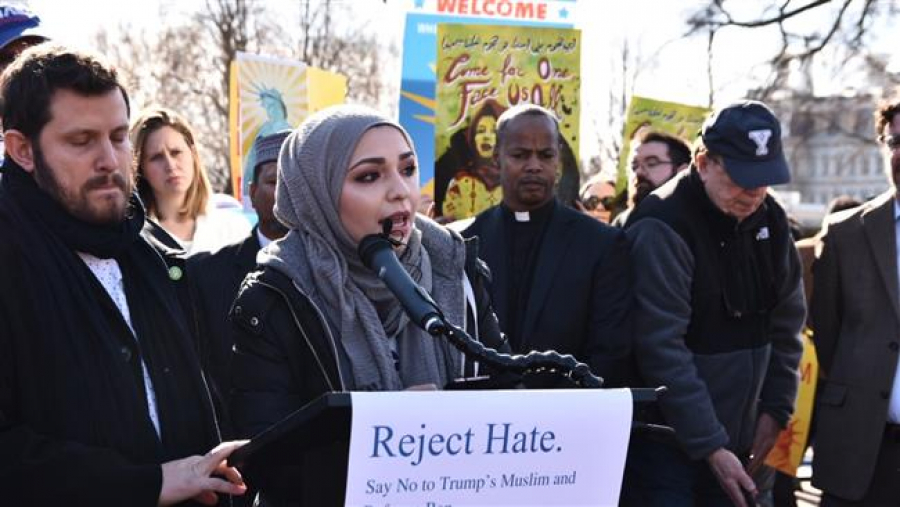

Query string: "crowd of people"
[[2, 4, 899, 507]]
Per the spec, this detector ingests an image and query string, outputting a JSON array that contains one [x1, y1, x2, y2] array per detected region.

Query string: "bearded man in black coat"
[[0, 44, 247, 506]]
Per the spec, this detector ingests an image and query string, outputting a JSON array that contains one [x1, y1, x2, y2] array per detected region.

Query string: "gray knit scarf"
[[259, 105, 465, 391]]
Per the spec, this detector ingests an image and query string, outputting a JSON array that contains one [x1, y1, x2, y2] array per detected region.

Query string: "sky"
[[23, 0, 900, 161], [26, 0, 732, 105]]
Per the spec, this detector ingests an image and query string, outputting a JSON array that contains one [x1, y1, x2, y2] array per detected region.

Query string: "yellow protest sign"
[[617, 96, 708, 192], [765, 328, 818, 476], [434, 23, 581, 220]]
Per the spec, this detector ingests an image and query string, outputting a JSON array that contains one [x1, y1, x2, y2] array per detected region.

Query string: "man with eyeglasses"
[[620, 100, 805, 507], [808, 99, 900, 505], [613, 130, 690, 226]]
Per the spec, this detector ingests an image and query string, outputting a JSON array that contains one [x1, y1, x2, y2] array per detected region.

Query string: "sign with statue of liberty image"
[[229, 52, 347, 206], [434, 23, 581, 221]]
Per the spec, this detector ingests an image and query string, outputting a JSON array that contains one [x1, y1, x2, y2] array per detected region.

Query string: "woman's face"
[[340, 126, 420, 247], [582, 181, 616, 223], [140, 125, 195, 200], [473, 115, 497, 160]]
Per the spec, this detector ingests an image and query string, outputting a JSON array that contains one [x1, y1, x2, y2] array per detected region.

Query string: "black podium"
[[229, 388, 666, 506]]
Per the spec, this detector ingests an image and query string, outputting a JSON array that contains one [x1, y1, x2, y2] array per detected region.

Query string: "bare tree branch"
[[799, 0, 852, 59], [685, 0, 896, 103], [687, 0, 831, 31], [850, 0, 875, 49], [95, 0, 395, 192]]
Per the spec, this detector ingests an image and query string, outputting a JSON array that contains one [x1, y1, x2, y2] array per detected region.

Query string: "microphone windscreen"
[[357, 234, 393, 270]]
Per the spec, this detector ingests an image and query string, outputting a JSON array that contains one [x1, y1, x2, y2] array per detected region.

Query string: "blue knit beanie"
[[0, 5, 46, 52]]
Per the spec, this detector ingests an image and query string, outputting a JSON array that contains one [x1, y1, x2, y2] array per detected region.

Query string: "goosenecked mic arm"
[[357, 220, 603, 389]]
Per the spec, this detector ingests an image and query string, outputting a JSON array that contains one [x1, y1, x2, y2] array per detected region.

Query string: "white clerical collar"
[[514, 211, 531, 222], [256, 227, 273, 248]]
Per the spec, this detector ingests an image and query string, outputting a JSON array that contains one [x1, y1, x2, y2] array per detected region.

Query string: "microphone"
[[356, 222, 606, 389], [357, 226, 447, 336]]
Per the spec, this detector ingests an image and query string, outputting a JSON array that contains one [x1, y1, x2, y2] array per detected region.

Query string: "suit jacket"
[[795, 236, 816, 321], [188, 229, 261, 436], [810, 191, 900, 500], [462, 200, 634, 387]]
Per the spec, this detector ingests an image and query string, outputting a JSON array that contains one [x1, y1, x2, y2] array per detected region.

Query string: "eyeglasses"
[[631, 158, 674, 172], [879, 134, 900, 151], [582, 194, 616, 212]]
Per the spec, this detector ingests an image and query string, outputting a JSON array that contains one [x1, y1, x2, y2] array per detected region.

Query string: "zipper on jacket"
[[255, 279, 345, 392], [289, 279, 347, 391]]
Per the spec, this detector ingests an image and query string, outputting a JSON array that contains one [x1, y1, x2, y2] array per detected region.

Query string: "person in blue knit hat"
[[0, 4, 47, 165], [0, 4, 45, 71]]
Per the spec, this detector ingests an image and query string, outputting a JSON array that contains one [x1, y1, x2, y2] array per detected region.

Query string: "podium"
[[230, 393, 352, 505], [229, 388, 665, 506]]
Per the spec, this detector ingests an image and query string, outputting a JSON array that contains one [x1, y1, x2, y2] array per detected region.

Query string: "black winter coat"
[[229, 237, 507, 505], [0, 179, 221, 506]]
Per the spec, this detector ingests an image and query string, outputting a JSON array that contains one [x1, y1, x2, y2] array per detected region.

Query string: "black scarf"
[[0, 160, 220, 504], [2, 161, 144, 258]]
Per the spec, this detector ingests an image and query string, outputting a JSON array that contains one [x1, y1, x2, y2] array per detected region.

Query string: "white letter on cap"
[[748, 129, 772, 156]]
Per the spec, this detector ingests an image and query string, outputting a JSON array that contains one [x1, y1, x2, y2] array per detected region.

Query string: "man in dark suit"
[[810, 98, 900, 506], [462, 104, 633, 387], [190, 130, 289, 434]]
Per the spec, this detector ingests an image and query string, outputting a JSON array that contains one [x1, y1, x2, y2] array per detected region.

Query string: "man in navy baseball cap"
[[621, 98, 803, 507], [700, 99, 791, 190]]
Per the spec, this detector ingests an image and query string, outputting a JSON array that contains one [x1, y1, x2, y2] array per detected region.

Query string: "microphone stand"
[[439, 321, 671, 436], [360, 224, 602, 389], [359, 226, 672, 437], [436, 320, 603, 389]]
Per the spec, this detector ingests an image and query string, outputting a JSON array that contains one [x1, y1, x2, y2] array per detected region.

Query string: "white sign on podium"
[[345, 389, 633, 506]]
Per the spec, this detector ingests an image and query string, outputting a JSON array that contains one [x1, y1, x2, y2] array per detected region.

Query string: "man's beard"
[[632, 177, 655, 206], [32, 142, 133, 226]]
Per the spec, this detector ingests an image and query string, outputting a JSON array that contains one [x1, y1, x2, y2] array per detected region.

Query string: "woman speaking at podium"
[[228, 105, 507, 501]]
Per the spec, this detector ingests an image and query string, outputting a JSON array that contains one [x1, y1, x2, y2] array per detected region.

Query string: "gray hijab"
[[259, 104, 466, 391]]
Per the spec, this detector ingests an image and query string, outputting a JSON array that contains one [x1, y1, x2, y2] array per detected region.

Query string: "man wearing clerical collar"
[[463, 104, 634, 388]]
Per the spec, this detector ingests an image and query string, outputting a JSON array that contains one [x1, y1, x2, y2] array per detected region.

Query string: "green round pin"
[[168, 265, 183, 281]]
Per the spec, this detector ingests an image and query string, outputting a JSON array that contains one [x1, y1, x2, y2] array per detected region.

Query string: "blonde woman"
[[131, 107, 249, 254]]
